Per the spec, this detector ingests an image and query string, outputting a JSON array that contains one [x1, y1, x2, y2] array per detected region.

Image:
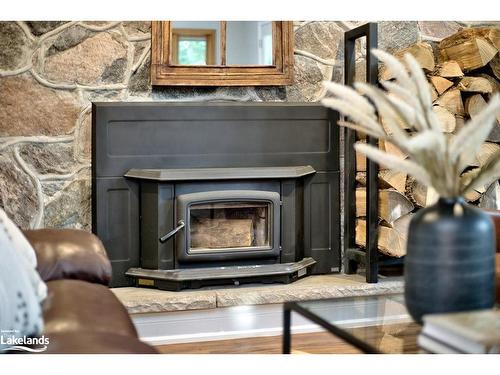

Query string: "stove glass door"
[[188, 201, 272, 253]]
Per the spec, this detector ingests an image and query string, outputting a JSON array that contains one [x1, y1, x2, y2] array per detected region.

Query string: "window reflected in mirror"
[[171, 21, 221, 65]]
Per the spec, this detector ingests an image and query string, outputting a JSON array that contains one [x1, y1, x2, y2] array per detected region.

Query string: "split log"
[[457, 76, 493, 93], [190, 218, 253, 249], [356, 188, 414, 224], [485, 121, 500, 144], [435, 88, 465, 115], [381, 117, 410, 133], [406, 177, 439, 207], [430, 83, 438, 102], [356, 151, 366, 172], [476, 142, 500, 167], [457, 27, 500, 51], [478, 73, 500, 94], [432, 105, 456, 133], [472, 176, 488, 194], [479, 181, 500, 210], [405, 42, 435, 71], [437, 60, 464, 78], [356, 172, 366, 186], [355, 171, 407, 194], [482, 27, 500, 50], [438, 28, 498, 71], [454, 115, 465, 133], [379, 170, 408, 194], [407, 178, 426, 207], [463, 170, 493, 202], [355, 214, 412, 258], [380, 140, 408, 159], [464, 93, 486, 116], [469, 142, 500, 167], [464, 188, 482, 202], [381, 42, 434, 80], [355, 139, 388, 172], [430, 76, 454, 95], [490, 54, 500, 80], [465, 94, 500, 142]]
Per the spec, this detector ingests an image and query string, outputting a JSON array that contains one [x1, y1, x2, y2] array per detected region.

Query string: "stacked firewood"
[[355, 27, 500, 258]]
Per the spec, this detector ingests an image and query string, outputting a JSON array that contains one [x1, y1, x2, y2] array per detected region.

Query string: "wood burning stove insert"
[[92, 102, 340, 290], [123, 166, 316, 290]]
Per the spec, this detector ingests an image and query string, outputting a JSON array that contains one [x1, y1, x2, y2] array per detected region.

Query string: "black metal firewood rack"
[[341, 22, 404, 283]]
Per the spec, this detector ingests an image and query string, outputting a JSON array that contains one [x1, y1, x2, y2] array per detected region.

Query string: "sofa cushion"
[[43, 279, 137, 338], [23, 229, 112, 285], [44, 331, 157, 354]]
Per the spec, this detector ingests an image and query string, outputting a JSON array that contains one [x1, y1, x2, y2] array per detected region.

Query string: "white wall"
[[226, 21, 273, 65]]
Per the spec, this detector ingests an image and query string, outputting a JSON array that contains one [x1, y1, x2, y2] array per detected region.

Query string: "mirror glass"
[[171, 21, 221, 65], [226, 21, 273, 65]]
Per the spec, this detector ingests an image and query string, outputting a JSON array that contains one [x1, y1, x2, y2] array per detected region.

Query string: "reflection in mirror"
[[171, 21, 221, 65], [226, 21, 273, 65]]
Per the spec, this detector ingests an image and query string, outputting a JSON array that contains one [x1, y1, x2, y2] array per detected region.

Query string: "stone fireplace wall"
[[0, 21, 495, 230]]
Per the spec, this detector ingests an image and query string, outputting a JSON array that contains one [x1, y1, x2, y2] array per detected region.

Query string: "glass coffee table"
[[283, 293, 421, 354]]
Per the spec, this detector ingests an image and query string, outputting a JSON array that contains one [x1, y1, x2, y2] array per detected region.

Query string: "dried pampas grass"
[[322, 49, 500, 198]]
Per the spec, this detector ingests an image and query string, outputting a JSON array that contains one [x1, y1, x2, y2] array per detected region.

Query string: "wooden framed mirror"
[[151, 21, 294, 86]]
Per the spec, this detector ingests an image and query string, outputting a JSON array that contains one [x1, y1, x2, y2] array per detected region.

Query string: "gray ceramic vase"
[[404, 197, 496, 323]]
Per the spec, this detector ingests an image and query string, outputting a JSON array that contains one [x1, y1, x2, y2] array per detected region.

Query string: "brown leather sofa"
[[484, 209, 500, 303], [23, 229, 157, 354]]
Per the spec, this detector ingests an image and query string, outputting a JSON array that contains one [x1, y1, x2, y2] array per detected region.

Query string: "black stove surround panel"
[[92, 102, 340, 290]]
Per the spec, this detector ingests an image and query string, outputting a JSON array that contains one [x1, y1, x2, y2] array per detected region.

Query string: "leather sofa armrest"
[[23, 229, 112, 285]]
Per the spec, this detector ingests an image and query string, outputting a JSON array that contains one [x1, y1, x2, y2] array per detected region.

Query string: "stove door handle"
[[159, 220, 185, 243]]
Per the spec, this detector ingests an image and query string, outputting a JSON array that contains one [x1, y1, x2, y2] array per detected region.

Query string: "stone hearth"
[[112, 274, 403, 314]]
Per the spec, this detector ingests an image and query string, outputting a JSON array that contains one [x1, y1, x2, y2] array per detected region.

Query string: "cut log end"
[[435, 88, 465, 115], [356, 188, 414, 224], [380, 42, 435, 81], [430, 76, 454, 95], [437, 60, 464, 78], [433, 105, 456, 133], [457, 76, 493, 93], [355, 216, 411, 258], [439, 28, 498, 71]]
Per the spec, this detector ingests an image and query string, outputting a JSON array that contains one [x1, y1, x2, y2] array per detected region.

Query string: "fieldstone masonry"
[[0, 21, 497, 231]]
